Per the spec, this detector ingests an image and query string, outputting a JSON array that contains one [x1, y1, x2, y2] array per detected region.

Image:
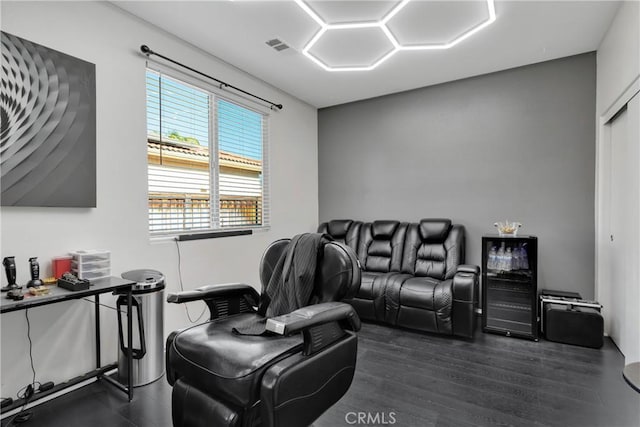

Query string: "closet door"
[[625, 94, 640, 365], [609, 93, 640, 363]]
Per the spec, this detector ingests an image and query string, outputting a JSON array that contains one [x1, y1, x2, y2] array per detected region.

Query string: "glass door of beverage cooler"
[[482, 235, 538, 340]]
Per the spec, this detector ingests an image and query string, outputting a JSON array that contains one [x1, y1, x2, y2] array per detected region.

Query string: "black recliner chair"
[[165, 237, 362, 427]]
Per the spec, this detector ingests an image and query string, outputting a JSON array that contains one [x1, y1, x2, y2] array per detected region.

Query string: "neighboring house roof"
[[148, 140, 208, 158], [148, 140, 261, 171], [219, 150, 262, 169]]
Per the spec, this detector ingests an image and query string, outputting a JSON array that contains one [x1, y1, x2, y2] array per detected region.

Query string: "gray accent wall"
[[319, 53, 596, 299]]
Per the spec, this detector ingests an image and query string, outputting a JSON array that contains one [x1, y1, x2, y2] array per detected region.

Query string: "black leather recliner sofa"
[[165, 236, 361, 427], [318, 219, 479, 339]]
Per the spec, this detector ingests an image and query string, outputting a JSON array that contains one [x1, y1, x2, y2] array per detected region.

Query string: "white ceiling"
[[113, 1, 620, 108]]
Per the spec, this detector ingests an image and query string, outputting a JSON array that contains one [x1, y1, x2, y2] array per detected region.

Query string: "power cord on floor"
[[6, 309, 37, 426], [175, 238, 207, 323]]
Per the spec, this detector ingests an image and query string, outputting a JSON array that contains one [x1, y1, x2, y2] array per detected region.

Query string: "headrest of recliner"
[[371, 220, 399, 239], [327, 219, 353, 237], [259, 236, 361, 304], [319, 241, 361, 302], [419, 219, 452, 241]]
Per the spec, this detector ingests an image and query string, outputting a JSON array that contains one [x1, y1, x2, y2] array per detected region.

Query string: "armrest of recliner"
[[452, 264, 479, 339], [266, 302, 361, 336], [457, 264, 480, 275], [167, 283, 260, 305], [167, 283, 260, 321], [452, 264, 479, 304]]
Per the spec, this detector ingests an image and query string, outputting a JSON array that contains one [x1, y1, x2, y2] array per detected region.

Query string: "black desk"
[[0, 276, 135, 413]]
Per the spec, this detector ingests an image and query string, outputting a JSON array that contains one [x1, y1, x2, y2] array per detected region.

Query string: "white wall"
[[595, 1, 640, 342], [320, 54, 597, 299], [0, 1, 318, 399], [596, 1, 640, 115]]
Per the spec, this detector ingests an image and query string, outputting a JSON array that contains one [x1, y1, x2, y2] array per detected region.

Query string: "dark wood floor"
[[2, 322, 639, 427], [318, 324, 640, 427]]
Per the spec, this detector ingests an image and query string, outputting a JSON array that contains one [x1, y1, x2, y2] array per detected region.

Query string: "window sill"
[[178, 229, 252, 241], [149, 226, 270, 244]]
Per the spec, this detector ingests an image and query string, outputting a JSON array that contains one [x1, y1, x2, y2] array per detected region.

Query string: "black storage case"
[[540, 290, 603, 349], [57, 277, 90, 291]]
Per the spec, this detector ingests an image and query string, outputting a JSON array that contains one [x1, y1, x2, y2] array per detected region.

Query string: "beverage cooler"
[[482, 235, 538, 340]]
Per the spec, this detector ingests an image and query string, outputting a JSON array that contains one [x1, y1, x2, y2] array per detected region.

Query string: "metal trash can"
[[117, 269, 165, 387]]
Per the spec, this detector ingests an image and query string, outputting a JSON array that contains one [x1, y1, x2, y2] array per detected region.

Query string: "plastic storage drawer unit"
[[70, 250, 111, 281]]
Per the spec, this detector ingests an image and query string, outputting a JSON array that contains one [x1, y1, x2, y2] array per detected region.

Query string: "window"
[[146, 69, 269, 235]]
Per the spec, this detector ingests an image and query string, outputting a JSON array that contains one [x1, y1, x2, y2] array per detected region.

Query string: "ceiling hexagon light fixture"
[[306, 25, 397, 72], [303, 0, 401, 25], [294, 0, 497, 72], [294, 0, 402, 72]]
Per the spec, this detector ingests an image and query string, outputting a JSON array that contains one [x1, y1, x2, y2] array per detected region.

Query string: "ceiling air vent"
[[265, 38, 290, 52]]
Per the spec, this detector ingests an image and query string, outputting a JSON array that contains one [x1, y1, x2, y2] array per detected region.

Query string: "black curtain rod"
[[140, 45, 283, 110]]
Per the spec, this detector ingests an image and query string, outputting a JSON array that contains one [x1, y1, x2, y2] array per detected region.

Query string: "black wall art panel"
[[1, 32, 96, 207]]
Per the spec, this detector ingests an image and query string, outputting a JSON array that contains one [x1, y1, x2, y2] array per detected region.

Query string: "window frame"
[[145, 63, 271, 239]]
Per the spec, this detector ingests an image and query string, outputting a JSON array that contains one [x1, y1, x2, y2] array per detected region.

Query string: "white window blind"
[[146, 69, 269, 235]]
